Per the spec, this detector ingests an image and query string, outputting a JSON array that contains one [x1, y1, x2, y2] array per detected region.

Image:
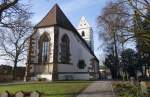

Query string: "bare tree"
[[0, 0, 19, 11], [115, 0, 150, 43], [97, 1, 129, 79], [0, 0, 19, 21], [127, 0, 150, 23], [98, 0, 150, 49], [0, 11, 32, 80], [0, 0, 32, 29], [98, 0, 150, 79]]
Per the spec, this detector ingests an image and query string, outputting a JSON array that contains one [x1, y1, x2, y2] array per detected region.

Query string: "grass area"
[[0, 81, 92, 97]]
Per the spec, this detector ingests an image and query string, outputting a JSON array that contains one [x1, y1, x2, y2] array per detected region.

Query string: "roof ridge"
[[34, 4, 58, 28]]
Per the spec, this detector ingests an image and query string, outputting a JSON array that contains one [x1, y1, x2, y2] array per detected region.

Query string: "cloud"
[[60, 0, 100, 14]]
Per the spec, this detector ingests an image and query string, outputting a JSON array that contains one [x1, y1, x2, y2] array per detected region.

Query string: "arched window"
[[81, 31, 85, 37], [39, 33, 50, 63], [60, 34, 70, 64]]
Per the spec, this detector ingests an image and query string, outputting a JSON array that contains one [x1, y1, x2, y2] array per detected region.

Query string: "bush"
[[37, 78, 47, 81], [113, 82, 141, 97]]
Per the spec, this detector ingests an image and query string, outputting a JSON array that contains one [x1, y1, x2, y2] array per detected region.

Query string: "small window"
[[78, 60, 86, 69], [81, 31, 85, 37]]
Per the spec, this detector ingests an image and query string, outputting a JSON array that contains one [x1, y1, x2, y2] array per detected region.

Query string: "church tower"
[[77, 16, 94, 51]]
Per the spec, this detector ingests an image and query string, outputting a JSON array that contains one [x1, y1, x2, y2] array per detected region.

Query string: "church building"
[[26, 4, 99, 81]]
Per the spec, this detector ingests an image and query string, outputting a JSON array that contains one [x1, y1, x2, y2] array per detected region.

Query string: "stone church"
[[26, 4, 99, 81]]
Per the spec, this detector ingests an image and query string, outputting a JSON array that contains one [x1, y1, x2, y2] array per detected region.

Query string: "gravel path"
[[77, 81, 115, 97]]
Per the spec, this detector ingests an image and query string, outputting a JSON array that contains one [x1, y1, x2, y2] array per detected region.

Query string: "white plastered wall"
[[57, 27, 94, 80]]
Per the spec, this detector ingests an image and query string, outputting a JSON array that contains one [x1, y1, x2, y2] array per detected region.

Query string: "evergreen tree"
[[121, 49, 138, 79], [135, 10, 150, 79]]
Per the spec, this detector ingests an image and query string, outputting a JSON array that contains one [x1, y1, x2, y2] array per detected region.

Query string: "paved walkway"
[[77, 81, 115, 97]]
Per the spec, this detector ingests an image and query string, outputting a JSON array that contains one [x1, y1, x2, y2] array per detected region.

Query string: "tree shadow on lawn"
[[0, 80, 92, 86], [54, 80, 93, 83], [43, 90, 113, 97], [43, 92, 78, 97]]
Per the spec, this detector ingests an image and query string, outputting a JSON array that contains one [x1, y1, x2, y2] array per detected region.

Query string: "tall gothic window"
[[60, 34, 70, 64], [39, 33, 50, 63]]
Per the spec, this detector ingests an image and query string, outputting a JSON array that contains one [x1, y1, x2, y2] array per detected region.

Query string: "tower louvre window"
[[81, 31, 85, 37]]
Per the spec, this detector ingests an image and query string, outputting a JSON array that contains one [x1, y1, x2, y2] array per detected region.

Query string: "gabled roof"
[[34, 4, 75, 31], [34, 4, 99, 62]]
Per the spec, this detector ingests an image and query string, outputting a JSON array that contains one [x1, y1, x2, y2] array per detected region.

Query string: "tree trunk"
[[13, 61, 17, 80], [113, 31, 120, 79], [13, 54, 18, 80], [144, 64, 147, 78]]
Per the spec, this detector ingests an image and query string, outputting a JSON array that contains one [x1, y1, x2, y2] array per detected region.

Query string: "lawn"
[[0, 81, 91, 97]]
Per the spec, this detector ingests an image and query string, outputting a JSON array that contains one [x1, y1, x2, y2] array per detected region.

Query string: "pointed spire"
[[78, 16, 91, 28], [34, 4, 76, 32]]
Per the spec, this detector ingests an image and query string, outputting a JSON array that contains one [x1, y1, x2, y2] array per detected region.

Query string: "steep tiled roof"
[[34, 4, 75, 31]]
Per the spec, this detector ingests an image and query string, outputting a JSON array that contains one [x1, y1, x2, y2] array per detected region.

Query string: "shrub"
[[113, 82, 142, 97], [37, 78, 47, 81]]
